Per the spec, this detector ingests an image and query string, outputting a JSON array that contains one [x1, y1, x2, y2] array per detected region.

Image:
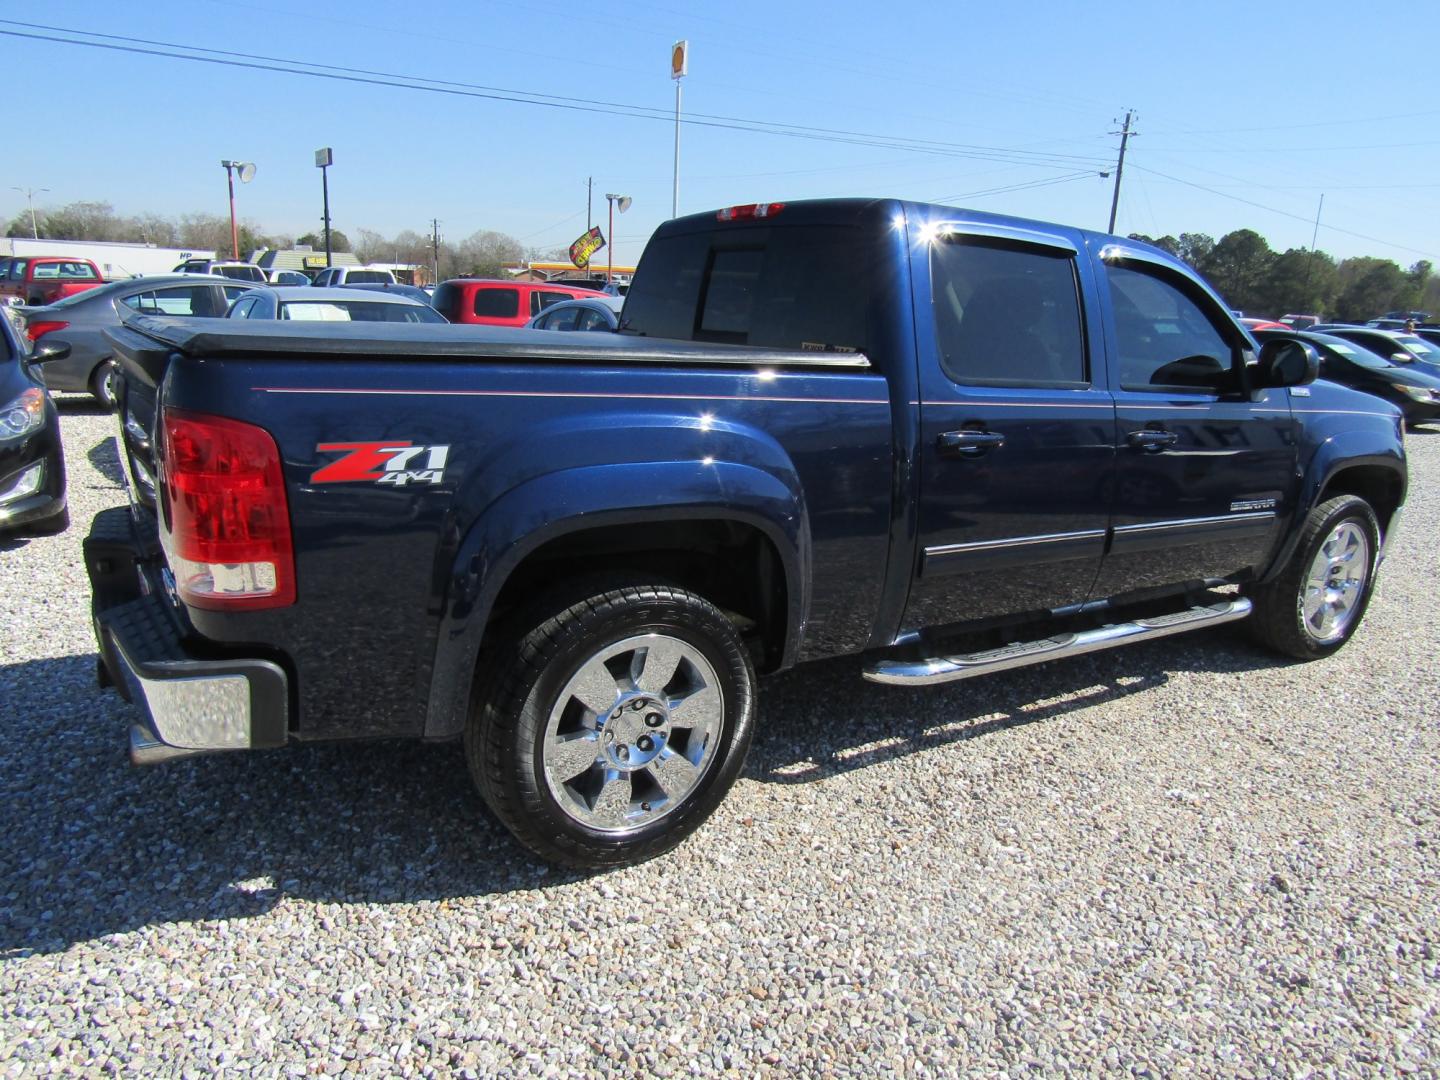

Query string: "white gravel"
[[2, 402, 1437, 1077]]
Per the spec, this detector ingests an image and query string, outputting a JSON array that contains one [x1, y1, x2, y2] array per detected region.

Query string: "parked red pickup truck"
[[0, 256, 106, 307]]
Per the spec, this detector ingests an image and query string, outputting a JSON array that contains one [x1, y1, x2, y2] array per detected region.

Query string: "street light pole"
[[220, 161, 256, 259], [670, 41, 688, 219], [605, 194, 631, 284], [315, 148, 334, 268], [11, 187, 49, 239]]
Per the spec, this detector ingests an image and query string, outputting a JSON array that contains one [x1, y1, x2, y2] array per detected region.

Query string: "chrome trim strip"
[[925, 529, 1107, 557], [916, 400, 1113, 410], [1112, 511, 1276, 536], [255, 387, 891, 407], [935, 221, 1079, 254], [863, 599, 1253, 686]]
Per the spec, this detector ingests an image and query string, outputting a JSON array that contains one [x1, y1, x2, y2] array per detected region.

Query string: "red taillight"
[[159, 408, 295, 610], [716, 202, 785, 222], [26, 320, 68, 342]]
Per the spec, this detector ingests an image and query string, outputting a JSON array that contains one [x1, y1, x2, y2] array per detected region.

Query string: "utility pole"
[[587, 177, 593, 231], [1107, 110, 1136, 235], [431, 218, 441, 285], [11, 186, 49, 239]]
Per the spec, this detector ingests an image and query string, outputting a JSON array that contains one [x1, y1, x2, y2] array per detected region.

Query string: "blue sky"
[[4, 1, 1438, 269]]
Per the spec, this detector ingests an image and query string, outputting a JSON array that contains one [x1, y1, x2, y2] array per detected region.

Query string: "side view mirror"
[[30, 339, 71, 364], [1253, 338, 1317, 389]]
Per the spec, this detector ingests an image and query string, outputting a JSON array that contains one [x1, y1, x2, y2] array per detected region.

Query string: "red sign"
[[569, 226, 605, 269]]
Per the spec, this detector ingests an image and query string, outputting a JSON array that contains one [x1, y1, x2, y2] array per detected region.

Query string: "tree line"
[[1127, 229, 1437, 322], [4, 201, 567, 280]]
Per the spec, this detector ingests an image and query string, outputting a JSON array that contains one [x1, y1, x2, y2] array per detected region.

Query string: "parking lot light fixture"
[[605, 194, 631, 283], [220, 161, 256, 259]]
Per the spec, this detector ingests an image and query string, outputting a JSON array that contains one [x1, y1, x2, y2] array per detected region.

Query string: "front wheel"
[[1248, 495, 1381, 659], [466, 583, 757, 869]]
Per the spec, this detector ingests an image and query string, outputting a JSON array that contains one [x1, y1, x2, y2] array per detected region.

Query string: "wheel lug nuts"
[[630, 700, 645, 711], [638, 735, 653, 752], [644, 713, 664, 728], [617, 745, 630, 761]]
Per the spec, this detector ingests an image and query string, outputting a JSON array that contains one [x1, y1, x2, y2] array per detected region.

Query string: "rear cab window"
[[620, 224, 867, 354]]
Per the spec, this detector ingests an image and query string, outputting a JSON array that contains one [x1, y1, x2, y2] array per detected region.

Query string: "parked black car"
[[1253, 328, 1440, 427], [0, 312, 67, 534], [1309, 326, 1440, 374]]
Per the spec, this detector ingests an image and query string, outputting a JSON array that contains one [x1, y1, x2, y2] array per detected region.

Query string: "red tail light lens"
[[26, 320, 69, 342], [716, 203, 785, 222], [159, 408, 295, 610]]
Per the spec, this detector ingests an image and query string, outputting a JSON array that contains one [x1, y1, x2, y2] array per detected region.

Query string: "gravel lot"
[[2, 403, 1437, 1077]]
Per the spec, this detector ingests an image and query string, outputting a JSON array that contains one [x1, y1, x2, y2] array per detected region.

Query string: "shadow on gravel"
[[86, 438, 126, 487], [746, 625, 1292, 785], [0, 629, 1292, 956], [0, 654, 571, 958]]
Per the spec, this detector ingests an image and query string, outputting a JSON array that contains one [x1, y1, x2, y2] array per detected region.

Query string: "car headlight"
[[1394, 383, 1439, 402], [0, 387, 45, 440]]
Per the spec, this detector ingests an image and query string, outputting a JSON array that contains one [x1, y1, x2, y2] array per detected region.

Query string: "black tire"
[[465, 582, 757, 869], [89, 361, 119, 411], [1248, 495, 1380, 659]]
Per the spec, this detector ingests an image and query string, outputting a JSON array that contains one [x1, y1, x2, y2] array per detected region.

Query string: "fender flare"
[[423, 459, 810, 738], [1261, 431, 1405, 580]]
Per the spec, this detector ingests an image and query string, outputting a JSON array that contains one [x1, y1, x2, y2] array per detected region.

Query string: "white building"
[[0, 237, 217, 280]]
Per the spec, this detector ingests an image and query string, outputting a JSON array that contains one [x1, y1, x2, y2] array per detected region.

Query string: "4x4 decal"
[[312, 442, 450, 487]]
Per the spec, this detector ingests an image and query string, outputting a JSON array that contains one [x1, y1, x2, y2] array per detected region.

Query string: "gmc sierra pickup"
[[85, 198, 1406, 868]]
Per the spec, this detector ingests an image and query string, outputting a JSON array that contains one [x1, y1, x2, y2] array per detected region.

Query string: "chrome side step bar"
[[863, 598, 1252, 687]]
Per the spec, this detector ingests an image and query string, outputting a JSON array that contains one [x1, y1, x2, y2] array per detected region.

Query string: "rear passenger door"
[[1090, 247, 1297, 598], [903, 221, 1115, 630]]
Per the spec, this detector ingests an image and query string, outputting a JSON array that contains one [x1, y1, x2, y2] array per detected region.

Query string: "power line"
[[0, 21, 1111, 173], [1129, 164, 1434, 259]]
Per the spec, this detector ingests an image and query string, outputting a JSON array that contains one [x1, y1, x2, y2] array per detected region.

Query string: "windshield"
[[279, 300, 444, 323], [1393, 334, 1440, 363], [1313, 336, 1399, 370]]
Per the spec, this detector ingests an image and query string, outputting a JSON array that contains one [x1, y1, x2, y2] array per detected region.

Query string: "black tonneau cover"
[[105, 315, 870, 385]]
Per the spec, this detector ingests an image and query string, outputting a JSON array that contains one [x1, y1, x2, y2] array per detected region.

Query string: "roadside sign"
[[671, 40, 689, 79], [569, 226, 605, 269]]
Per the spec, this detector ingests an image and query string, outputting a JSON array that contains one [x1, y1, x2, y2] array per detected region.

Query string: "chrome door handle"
[[938, 429, 1006, 457], [1126, 429, 1177, 451]]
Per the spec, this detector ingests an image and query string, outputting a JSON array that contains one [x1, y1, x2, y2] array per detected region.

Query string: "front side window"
[[8, 260, 28, 281], [473, 287, 520, 319], [577, 309, 611, 332], [931, 238, 1086, 387], [1106, 264, 1237, 391]]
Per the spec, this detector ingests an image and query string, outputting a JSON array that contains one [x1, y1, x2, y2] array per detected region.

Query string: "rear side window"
[[474, 287, 520, 319], [536, 290, 577, 315], [931, 238, 1086, 387], [8, 260, 29, 281], [345, 270, 393, 284], [621, 226, 867, 352], [545, 307, 581, 331]]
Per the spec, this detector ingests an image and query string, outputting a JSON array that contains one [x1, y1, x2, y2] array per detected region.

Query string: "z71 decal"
[[312, 442, 450, 487]]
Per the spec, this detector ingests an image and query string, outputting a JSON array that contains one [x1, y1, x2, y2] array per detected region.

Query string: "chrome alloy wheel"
[[1301, 521, 1370, 644], [541, 633, 724, 833]]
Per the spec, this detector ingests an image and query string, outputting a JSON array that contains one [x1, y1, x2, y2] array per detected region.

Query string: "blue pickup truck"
[[86, 198, 1406, 868]]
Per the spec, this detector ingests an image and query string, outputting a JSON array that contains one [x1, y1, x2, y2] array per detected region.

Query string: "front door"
[[1090, 250, 1299, 599], [902, 221, 1116, 632]]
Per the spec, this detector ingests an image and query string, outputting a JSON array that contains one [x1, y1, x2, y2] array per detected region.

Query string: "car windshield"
[[1314, 337, 1398, 370], [279, 300, 444, 323], [1393, 334, 1440, 362]]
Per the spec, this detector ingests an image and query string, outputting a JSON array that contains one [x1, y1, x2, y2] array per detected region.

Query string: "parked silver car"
[[21, 275, 263, 407], [225, 286, 447, 323]]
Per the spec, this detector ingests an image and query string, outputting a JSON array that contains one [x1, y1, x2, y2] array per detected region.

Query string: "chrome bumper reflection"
[[111, 635, 253, 755]]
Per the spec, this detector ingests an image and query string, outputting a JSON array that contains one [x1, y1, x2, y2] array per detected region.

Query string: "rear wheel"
[[1248, 495, 1380, 659], [89, 361, 119, 411], [466, 582, 757, 869]]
